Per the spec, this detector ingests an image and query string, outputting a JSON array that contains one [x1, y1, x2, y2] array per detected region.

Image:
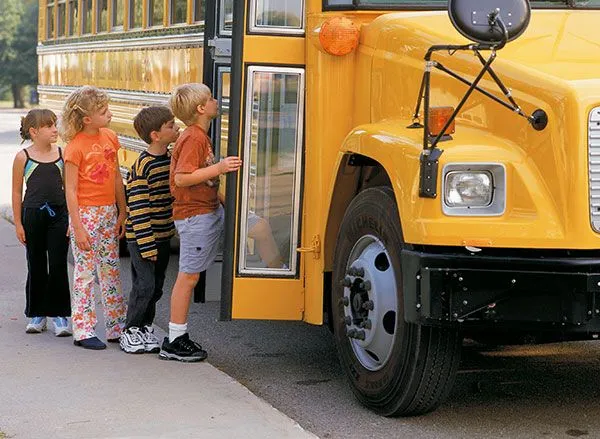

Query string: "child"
[[11, 109, 71, 336], [159, 83, 242, 362], [119, 106, 180, 354], [61, 86, 127, 350]]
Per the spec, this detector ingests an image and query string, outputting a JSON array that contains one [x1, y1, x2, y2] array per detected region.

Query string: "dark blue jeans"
[[125, 240, 171, 329]]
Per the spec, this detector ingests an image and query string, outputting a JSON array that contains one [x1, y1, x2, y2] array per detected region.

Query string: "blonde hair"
[[20, 109, 57, 144], [169, 83, 211, 126], [59, 86, 109, 142]]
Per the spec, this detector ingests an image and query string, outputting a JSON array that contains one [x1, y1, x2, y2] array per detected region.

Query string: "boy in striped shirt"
[[120, 106, 180, 354]]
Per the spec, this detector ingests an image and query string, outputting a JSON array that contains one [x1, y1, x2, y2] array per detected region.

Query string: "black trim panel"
[[402, 247, 600, 332]]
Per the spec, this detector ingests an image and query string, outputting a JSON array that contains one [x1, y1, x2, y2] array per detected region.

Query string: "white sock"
[[168, 322, 187, 342]]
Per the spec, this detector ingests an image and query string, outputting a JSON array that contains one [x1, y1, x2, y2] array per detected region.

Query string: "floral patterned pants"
[[69, 205, 126, 341]]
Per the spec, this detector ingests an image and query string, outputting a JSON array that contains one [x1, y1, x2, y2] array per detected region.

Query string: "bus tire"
[[332, 186, 461, 416]]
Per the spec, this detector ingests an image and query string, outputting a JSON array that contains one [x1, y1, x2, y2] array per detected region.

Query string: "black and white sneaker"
[[140, 325, 161, 353], [119, 327, 145, 354], [159, 333, 207, 362]]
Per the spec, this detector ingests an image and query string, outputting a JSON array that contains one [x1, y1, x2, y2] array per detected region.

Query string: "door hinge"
[[297, 235, 321, 259]]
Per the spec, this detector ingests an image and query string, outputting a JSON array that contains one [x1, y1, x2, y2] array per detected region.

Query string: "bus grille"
[[589, 107, 600, 232]]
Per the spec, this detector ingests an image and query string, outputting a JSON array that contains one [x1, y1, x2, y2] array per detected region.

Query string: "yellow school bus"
[[38, 0, 600, 416]]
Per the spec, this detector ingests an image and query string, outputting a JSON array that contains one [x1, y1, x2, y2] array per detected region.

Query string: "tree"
[[0, 0, 38, 108]]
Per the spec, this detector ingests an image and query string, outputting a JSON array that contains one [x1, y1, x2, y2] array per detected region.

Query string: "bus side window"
[[57, 0, 66, 37], [129, 0, 143, 29], [82, 0, 93, 34], [112, 0, 124, 30], [193, 0, 205, 23], [148, 0, 164, 27], [170, 0, 187, 25], [67, 0, 79, 36], [47, 1, 55, 39], [97, 0, 108, 33], [250, 0, 304, 33]]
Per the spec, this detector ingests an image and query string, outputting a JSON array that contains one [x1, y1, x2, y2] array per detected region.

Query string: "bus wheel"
[[332, 186, 461, 416]]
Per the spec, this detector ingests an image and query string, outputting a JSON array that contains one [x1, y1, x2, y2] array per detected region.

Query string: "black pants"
[[23, 205, 71, 317], [126, 240, 171, 329]]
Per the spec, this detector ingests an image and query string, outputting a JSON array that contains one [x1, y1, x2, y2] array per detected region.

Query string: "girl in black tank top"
[[11, 109, 71, 336]]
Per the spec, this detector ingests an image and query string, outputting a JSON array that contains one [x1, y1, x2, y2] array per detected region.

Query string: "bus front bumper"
[[402, 247, 600, 331]]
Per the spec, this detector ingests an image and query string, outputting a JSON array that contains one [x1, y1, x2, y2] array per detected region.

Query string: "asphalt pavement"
[[4, 108, 600, 439]]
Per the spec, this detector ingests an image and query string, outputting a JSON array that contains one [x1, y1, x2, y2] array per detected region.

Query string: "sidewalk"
[[0, 218, 318, 439]]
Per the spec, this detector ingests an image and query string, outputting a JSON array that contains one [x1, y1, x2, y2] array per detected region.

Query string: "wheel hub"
[[341, 235, 397, 371]]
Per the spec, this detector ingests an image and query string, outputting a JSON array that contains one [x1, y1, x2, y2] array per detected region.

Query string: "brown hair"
[[168, 83, 211, 126], [59, 86, 109, 142], [133, 106, 174, 144], [20, 109, 57, 143]]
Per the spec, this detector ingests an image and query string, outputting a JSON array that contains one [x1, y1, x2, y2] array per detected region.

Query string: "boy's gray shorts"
[[174, 205, 224, 274]]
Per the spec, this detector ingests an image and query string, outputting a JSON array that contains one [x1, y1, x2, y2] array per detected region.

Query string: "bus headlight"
[[442, 164, 506, 216], [444, 171, 493, 207]]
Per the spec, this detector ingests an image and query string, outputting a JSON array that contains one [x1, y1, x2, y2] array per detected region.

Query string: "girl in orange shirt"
[[61, 86, 127, 350]]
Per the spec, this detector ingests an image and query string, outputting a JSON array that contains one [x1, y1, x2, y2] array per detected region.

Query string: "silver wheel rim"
[[341, 234, 398, 372]]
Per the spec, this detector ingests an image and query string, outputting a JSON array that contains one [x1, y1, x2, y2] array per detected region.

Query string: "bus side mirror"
[[448, 0, 531, 46]]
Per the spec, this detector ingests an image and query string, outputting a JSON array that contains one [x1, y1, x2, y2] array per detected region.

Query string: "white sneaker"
[[141, 326, 161, 353], [119, 327, 145, 354], [52, 317, 72, 337], [25, 317, 47, 333]]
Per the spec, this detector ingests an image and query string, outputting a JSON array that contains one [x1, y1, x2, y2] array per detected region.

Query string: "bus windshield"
[[348, 0, 600, 7]]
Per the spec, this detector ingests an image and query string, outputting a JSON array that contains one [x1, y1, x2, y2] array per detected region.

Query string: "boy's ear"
[[82, 116, 92, 125], [149, 130, 160, 142], [196, 103, 205, 115]]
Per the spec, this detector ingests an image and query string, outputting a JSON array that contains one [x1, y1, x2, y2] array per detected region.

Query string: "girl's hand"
[[15, 224, 26, 245], [74, 227, 92, 251], [116, 214, 127, 239], [218, 156, 242, 174]]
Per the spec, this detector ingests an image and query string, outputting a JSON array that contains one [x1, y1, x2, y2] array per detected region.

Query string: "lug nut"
[[360, 319, 372, 330], [340, 277, 352, 287], [344, 316, 352, 326], [362, 300, 374, 311], [362, 280, 371, 291], [347, 328, 357, 338], [340, 297, 349, 307], [355, 267, 365, 277], [355, 330, 366, 340]]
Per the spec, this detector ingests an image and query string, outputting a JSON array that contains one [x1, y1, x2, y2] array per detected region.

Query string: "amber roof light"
[[318, 17, 359, 57]]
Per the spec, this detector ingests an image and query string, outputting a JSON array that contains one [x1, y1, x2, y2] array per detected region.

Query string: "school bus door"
[[219, 0, 306, 320]]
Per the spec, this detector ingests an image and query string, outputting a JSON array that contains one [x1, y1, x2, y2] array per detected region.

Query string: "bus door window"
[[239, 67, 305, 275], [249, 0, 304, 34], [215, 68, 231, 165], [219, 0, 233, 35]]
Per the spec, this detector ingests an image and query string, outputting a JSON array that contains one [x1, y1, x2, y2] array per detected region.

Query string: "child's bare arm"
[[174, 156, 242, 187], [114, 157, 127, 239], [11, 151, 26, 244], [65, 162, 91, 251]]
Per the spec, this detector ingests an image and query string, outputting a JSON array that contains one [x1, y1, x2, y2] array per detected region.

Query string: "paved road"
[[2, 109, 600, 438]]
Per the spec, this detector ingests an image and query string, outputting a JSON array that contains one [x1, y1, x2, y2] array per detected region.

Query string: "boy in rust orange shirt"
[[159, 83, 241, 362]]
